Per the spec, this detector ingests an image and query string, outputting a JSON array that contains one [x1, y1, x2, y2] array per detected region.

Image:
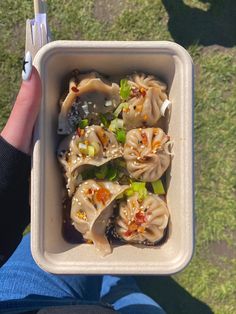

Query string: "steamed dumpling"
[[124, 127, 171, 182], [71, 180, 129, 256], [58, 71, 120, 134], [115, 193, 169, 244], [123, 73, 168, 130], [58, 125, 123, 196]]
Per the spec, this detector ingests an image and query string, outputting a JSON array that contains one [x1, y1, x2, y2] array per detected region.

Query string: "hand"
[[1, 65, 42, 154]]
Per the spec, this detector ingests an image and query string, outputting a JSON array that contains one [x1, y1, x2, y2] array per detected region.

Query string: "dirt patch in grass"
[[93, 0, 125, 23], [202, 45, 236, 55], [207, 238, 236, 268]]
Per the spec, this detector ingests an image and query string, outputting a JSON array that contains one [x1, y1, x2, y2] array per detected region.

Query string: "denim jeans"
[[0, 234, 165, 314]]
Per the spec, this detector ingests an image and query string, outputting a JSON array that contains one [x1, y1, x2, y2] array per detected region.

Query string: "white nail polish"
[[22, 51, 32, 81]]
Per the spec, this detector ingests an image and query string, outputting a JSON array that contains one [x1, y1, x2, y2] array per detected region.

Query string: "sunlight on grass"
[[0, 1, 235, 313]]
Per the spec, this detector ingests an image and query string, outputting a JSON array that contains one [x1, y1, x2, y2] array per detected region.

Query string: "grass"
[[0, 1, 235, 313]]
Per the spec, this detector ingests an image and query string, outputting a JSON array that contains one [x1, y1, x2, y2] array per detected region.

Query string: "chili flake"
[[143, 114, 148, 121], [136, 104, 143, 113], [123, 107, 130, 113], [137, 226, 145, 233], [152, 140, 161, 150], [95, 187, 111, 205], [140, 87, 146, 97], [71, 86, 79, 93], [141, 132, 148, 145], [77, 128, 85, 137], [128, 221, 138, 232], [124, 230, 132, 237], [134, 211, 146, 225]]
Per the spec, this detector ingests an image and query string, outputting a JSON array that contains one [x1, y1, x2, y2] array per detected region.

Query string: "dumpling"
[[123, 73, 169, 130], [58, 71, 120, 134], [115, 193, 169, 244], [71, 180, 129, 256], [124, 127, 172, 182], [58, 125, 123, 196]]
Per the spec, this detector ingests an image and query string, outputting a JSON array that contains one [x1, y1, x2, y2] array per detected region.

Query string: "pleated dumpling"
[[58, 125, 123, 196], [123, 73, 169, 130], [124, 127, 172, 182], [71, 180, 129, 256], [115, 193, 169, 244], [58, 71, 120, 134]]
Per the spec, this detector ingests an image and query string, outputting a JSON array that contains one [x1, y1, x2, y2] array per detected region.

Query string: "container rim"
[[34, 40, 193, 68], [32, 40, 194, 275]]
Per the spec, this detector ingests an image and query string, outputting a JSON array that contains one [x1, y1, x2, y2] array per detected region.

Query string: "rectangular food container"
[[32, 41, 194, 274]]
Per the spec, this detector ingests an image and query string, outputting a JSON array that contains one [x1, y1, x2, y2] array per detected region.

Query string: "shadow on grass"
[[136, 276, 213, 314], [162, 0, 236, 47]]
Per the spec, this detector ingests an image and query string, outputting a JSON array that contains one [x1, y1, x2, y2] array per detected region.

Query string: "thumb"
[[1, 65, 42, 155]]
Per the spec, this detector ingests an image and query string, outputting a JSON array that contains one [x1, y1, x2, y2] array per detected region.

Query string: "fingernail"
[[22, 51, 32, 81]]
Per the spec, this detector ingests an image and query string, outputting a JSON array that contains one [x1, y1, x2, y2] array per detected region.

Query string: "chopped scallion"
[[99, 114, 109, 128], [78, 119, 89, 128], [151, 179, 165, 195], [91, 141, 100, 154], [109, 118, 124, 132], [116, 129, 126, 143], [87, 145, 95, 157], [78, 142, 88, 154], [106, 168, 118, 181], [120, 79, 131, 101], [114, 102, 129, 117], [125, 182, 148, 200]]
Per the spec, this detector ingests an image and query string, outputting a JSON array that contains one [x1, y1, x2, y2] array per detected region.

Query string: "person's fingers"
[[1, 66, 42, 154]]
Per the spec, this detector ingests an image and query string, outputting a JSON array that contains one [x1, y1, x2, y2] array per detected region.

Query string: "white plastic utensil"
[[25, 0, 51, 59]]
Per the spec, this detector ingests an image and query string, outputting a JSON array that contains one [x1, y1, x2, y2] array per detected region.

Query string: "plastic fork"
[[25, 0, 51, 59]]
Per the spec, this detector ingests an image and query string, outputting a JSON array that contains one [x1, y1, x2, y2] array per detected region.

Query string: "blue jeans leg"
[[101, 275, 166, 314], [0, 234, 165, 314], [0, 234, 102, 301]]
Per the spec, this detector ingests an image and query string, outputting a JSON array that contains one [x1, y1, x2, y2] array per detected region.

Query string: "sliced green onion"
[[95, 164, 108, 179], [78, 142, 88, 154], [99, 114, 109, 128], [108, 119, 117, 132], [91, 141, 100, 154], [120, 79, 131, 101], [106, 167, 117, 181], [116, 129, 126, 144], [109, 118, 124, 132], [124, 188, 134, 197], [151, 179, 165, 195], [125, 182, 148, 200], [87, 145, 95, 157], [131, 182, 147, 200], [114, 102, 129, 117], [78, 119, 89, 128]]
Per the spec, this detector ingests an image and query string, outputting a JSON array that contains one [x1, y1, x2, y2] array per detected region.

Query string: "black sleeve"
[[0, 136, 31, 266]]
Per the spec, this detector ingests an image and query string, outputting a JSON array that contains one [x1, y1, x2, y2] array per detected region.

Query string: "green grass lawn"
[[0, 1, 235, 313]]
